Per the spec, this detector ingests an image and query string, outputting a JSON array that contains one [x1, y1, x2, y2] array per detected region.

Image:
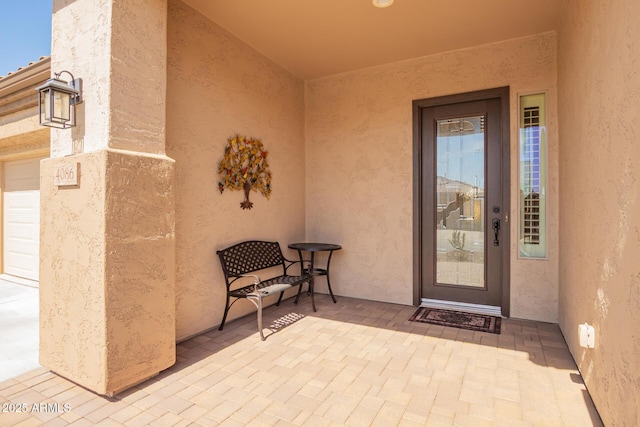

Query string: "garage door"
[[3, 158, 43, 282]]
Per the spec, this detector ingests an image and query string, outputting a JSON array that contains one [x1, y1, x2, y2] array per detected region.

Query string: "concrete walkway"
[[0, 279, 40, 383], [0, 295, 603, 426]]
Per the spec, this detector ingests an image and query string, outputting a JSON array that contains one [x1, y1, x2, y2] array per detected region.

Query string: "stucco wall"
[[41, 0, 175, 396], [305, 33, 559, 321], [50, 0, 111, 157], [0, 109, 49, 157], [167, 0, 306, 340], [40, 151, 176, 395], [557, 0, 640, 425], [40, 153, 107, 390], [0, 108, 47, 143]]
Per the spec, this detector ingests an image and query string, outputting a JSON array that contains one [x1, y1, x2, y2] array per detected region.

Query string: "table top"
[[288, 242, 342, 252]]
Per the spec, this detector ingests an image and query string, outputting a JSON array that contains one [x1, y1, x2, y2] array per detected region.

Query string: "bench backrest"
[[217, 240, 286, 282]]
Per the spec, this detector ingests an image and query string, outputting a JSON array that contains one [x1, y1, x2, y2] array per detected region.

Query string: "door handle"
[[492, 218, 500, 246]]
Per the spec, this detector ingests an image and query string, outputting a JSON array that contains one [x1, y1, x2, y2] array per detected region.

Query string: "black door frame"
[[412, 87, 511, 316]]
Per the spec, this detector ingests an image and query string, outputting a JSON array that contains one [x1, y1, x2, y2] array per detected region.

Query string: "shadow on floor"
[[0, 292, 604, 426], [127, 294, 603, 426]]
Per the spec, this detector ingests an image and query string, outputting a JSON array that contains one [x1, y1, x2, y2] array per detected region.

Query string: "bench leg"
[[256, 298, 265, 341], [219, 295, 232, 331], [246, 295, 266, 341], [276, 291, 285, 306]]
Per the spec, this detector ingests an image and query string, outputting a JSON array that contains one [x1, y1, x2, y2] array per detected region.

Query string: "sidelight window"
[[519, 93, 547, 258]]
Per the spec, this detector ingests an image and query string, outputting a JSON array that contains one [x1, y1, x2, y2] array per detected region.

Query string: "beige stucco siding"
[[41, 0, 175, 395], [39, 153, 107, 389], [305, 32, 559, 321], [167, 0, 306, 340], [0, 108, 49, 157], [40, 150, 176, 395], [558, 0, 640, 425]]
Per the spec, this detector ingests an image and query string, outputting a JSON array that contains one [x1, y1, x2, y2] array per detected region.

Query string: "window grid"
[[522, 106, 541, 245]]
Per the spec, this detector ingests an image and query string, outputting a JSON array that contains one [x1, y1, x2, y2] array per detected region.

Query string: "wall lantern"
[[36, 71, 83, 129]]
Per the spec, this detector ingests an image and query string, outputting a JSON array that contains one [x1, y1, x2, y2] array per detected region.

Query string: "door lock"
[[492, 218, 501, 246]]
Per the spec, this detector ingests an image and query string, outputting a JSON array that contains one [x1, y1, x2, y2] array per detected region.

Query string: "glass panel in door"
[[436, 116, 485, 288]]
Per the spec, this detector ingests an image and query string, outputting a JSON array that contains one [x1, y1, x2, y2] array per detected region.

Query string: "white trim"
[[421, 298, 502, 317]]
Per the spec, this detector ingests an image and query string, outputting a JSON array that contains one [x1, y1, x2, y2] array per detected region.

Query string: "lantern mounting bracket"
[[54, 70, 83, 105]]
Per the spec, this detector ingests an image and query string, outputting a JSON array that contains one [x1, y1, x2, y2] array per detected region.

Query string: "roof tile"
[[0, 56, 50, 80]]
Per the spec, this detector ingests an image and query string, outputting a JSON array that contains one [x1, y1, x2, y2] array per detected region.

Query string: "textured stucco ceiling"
[[182, 0, 563, 80]]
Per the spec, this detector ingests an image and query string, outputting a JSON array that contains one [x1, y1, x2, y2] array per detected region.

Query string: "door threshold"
[[421, 298, 502, 317]]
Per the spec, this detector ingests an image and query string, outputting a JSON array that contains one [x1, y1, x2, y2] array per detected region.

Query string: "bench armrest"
[[240, 274, 261, 292], [248, 283, 293, 297]]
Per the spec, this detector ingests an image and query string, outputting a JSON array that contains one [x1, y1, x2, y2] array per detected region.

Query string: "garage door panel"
[[5, 211, 39, 235], [3, 158, 43, 282], [4, 230, 38, 247], [4, 251, 38, 278], [5, 192, 40, 208]]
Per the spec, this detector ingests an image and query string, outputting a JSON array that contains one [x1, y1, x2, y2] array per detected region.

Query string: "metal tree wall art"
[[217, 135, 272, 209]]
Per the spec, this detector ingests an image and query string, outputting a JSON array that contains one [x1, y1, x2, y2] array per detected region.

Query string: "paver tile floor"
[[0, 296, 602, 426]]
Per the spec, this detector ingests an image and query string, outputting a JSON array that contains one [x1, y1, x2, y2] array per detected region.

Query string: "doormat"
[[409, 307, 501, 334]]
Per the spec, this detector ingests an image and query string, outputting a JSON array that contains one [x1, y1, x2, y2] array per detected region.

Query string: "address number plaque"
[[53, 162, 79, 187]]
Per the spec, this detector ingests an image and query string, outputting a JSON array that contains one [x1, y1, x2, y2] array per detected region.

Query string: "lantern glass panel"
[[53, 89, 70, 122], [40, 88, 51, 121]]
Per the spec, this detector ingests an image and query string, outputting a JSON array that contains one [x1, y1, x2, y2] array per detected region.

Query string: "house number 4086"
[[54, 163, 79, 187]]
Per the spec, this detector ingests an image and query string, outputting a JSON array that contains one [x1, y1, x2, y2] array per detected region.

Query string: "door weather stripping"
[[421, 298, 502, 317]]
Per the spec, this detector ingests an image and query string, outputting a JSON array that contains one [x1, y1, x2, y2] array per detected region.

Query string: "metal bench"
[[217, 240, 313, 340]]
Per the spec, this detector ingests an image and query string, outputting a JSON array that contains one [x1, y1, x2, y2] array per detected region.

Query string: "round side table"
[[288, 242, 341, 305]]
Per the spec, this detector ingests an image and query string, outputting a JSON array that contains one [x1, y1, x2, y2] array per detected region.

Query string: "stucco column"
[[40, 0, 175, 395]]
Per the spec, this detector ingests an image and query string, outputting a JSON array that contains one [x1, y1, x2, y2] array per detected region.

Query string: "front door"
[[413, 88, 509, 313]]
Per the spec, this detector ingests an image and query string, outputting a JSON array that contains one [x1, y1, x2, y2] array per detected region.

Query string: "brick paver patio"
[[0, 296, 602, 426]]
